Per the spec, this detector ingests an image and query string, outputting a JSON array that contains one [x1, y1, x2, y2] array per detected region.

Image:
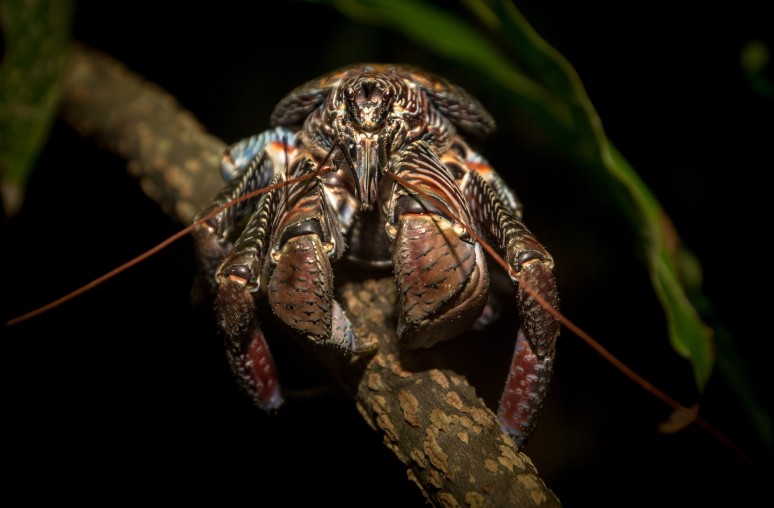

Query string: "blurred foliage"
[[0, 0, 74, 216], [740, 40, 773, 98]]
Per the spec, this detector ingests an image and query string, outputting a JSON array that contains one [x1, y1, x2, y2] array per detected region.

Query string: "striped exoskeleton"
[[193, 63, 560, 447]]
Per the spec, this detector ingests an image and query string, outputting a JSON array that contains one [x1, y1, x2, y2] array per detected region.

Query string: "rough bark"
[[61, 44, 226, 226], [60, 44, 561, 507]]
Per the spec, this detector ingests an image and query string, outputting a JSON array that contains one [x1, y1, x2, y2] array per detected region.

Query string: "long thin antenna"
[[5, 171, 318, 327]]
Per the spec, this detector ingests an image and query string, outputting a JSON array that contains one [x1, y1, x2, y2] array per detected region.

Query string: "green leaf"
[[0, 0, 75, 216], [463, 0, 717, 388]]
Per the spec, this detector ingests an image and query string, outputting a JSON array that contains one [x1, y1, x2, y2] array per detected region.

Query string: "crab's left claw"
[[268, 233, 363, 353], [266, 157, 374, 356]]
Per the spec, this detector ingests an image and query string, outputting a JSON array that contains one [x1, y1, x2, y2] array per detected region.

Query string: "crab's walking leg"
[[193, 129, 294, 410], [193, 128, 295, 290], [462, 170, 560, 448], [222, 319, 282, 411], [210, 174, 285, 410]]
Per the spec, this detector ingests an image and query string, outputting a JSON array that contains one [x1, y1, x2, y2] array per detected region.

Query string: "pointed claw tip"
[[257, 386, 284, 412], [500, 421, 527, 450]]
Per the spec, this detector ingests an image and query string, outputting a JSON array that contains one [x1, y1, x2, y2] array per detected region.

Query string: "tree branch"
[[61, 44, 561, 507]]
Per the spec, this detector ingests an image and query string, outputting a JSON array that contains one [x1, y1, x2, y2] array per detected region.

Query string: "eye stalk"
[[345, 77, 395, 132]]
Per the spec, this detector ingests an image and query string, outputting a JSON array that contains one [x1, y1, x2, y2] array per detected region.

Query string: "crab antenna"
[[6, 136, 345, 328], [385, 170, 749, 463], [5, 170, 320, 327]]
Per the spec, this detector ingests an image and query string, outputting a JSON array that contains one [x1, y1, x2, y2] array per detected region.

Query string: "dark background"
[[3, 1, 771, 505]]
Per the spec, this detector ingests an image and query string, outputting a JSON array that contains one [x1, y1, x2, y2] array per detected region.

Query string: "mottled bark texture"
[[60, 45, 561, 507], [61, 44, 226, 225]]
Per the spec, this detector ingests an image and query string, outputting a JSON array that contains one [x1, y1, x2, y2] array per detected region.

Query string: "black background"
[[3, 1, 772, 505]]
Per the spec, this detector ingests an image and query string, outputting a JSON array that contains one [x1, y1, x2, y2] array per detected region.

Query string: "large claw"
[[388, 141, 489, 349], [269, 234, 334, 338], [393, 214, 489, 348], [268, 234, 364, 354]]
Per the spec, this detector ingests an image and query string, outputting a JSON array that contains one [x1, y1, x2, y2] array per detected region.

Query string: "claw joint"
[[516, 250, 546, 270]]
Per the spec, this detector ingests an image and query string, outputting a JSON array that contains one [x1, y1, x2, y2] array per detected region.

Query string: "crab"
[[192, 63, 560, 448]]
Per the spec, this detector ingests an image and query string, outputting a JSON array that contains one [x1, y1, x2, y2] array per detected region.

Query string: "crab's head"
[[343, 75, 396, 132]]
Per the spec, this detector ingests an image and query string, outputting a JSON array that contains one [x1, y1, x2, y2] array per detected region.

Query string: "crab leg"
[[461, 170, 560, 448], [192, 130, 294, 410], [193, 128, 295, 291], [221, 316, 282, 411]]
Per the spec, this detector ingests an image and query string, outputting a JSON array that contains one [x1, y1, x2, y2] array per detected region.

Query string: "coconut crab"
[[192, 63, 560, 447]]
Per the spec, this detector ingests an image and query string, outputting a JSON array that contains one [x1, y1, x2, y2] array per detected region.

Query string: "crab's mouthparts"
[[352, 137, 381, 209]]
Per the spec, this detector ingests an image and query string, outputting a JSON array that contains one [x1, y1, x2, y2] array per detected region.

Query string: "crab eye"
[[345, 86, 355, 100], [382, 87, 394, 100]]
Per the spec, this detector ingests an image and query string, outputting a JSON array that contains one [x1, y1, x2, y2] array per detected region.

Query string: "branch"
[[61, 44, 561, 507], [61, 44, 225, 224]]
